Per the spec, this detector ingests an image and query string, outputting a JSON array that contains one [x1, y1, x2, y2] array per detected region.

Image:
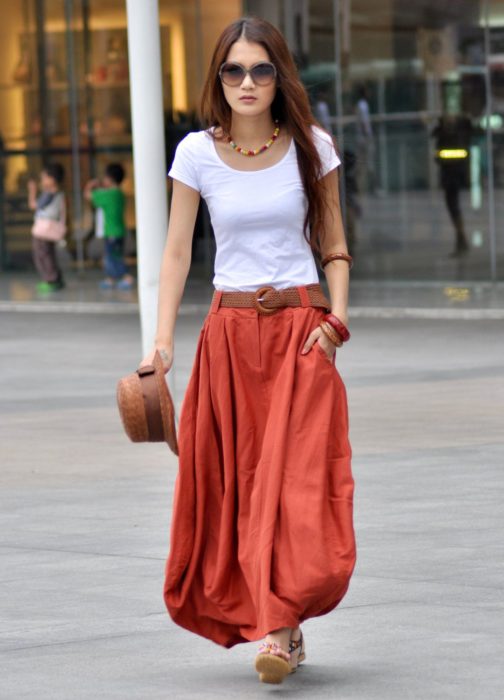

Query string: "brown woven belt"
[[212, 283, 330, 316]]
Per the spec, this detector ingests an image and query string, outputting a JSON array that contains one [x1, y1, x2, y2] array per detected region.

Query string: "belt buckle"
[[253, 286, 278, 316]]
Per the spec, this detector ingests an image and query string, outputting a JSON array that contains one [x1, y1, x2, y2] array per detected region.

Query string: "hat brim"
[[117, 351, 178, 456], [152, 351, 178, 455]]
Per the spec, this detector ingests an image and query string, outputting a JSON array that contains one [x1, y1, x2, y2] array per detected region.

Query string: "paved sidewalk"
[[1, 311, 503, 699]]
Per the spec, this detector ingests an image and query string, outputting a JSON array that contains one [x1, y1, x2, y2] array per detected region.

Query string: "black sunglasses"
[[219, 61, 277, 87]]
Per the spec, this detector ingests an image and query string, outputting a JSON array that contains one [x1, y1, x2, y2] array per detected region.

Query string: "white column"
[[126, 0, 168, 355]]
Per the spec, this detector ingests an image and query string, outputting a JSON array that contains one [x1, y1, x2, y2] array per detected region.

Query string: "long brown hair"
[[200, 16, 333, 255]]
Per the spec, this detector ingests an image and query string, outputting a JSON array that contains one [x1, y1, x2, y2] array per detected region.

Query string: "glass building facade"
[[1, 0, 504, 281]]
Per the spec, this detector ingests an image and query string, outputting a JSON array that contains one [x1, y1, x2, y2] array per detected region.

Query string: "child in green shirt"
[[84, 163, 134, 290]]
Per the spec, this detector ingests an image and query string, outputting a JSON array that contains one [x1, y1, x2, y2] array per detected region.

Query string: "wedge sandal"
[[255, 642, 291, 684]]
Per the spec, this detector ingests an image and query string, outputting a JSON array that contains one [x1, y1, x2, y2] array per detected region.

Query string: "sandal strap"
[[258, 642, 290, 659], [289, 631, 304, 653]]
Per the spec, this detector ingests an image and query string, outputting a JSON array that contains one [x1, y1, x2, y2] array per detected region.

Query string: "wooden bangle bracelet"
[[320, 252, 354, 270], [319, 321, 343, 347]]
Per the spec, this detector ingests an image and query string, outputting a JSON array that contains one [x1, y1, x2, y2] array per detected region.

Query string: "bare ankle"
[[265, 627, 291, 652]]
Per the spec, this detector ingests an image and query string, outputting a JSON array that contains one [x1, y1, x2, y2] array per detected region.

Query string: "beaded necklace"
[[228, 120, 280, 157]]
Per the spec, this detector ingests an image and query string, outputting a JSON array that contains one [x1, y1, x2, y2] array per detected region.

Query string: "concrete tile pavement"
[[1, 311, 503, 699]]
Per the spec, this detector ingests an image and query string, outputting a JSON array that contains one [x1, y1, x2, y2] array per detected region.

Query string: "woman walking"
[[141, 16, 356, 684]]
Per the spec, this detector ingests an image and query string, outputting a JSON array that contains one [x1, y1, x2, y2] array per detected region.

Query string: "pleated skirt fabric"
[[164, 292, 356, 648]]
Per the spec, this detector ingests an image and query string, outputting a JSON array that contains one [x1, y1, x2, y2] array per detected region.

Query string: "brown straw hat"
[[116, 351, 178, 455]]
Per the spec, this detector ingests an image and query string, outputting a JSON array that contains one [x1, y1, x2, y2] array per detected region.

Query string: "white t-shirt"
[[168, 124, 340, 291]]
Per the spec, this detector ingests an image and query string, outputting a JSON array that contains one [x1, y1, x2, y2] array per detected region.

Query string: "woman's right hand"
[[139, 344, 173, 374]]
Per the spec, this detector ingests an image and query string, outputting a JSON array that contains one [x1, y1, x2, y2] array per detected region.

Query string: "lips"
[[239, 96, 257, 101]]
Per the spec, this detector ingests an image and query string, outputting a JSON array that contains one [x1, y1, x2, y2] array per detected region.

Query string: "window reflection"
[[0, 0, 241, 270], [246, 0, 503, 279]]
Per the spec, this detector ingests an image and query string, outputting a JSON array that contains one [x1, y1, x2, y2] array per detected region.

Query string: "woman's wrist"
[[330, 310, 348, 326], [155, 336, 174, 349]]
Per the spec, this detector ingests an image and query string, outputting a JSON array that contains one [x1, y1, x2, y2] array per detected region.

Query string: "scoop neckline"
[[207, 130, 294, 174]]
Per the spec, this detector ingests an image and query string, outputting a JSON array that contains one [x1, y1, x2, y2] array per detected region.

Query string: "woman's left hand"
[[301, 325, 336, 360]]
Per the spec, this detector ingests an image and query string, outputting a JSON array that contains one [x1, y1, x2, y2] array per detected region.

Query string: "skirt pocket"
[[315, 340, 336, 367]]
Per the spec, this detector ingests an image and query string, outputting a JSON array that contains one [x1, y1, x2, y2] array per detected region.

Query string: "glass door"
[[0, 0, 173, 272], [336, 0, 493, 281], [0, 0, 70, 269], [247, 0, 501, 282], [0, 0, 133, 270]]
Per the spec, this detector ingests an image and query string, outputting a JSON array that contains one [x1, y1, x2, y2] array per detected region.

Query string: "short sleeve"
[[168, 133, 200, 192], [90, 189, 108, 208], [312, 125, 341, 178]]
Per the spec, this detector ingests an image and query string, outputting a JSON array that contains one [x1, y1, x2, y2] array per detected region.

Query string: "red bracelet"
[[324, 314, 350, 342]]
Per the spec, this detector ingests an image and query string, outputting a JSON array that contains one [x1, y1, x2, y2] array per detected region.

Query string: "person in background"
[[84, 163, 134, 289], [28, 163, 66, 294], [355, 85, 375, 194], [313, 89, 332, 132], [432, 113, 474, 257]]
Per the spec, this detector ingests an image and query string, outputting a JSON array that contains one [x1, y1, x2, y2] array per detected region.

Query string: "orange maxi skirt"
[[164, 288, 356, 648]]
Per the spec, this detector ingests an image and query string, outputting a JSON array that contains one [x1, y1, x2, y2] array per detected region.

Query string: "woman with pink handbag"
[[28, 162, 67, 293]]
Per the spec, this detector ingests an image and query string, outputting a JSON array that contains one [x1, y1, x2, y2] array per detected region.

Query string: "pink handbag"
[[32, 198, 67, 242], [31, 218, 67, 242]]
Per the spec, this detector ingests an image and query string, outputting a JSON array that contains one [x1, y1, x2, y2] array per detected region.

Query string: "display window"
[[0, 0, 240, 270]]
